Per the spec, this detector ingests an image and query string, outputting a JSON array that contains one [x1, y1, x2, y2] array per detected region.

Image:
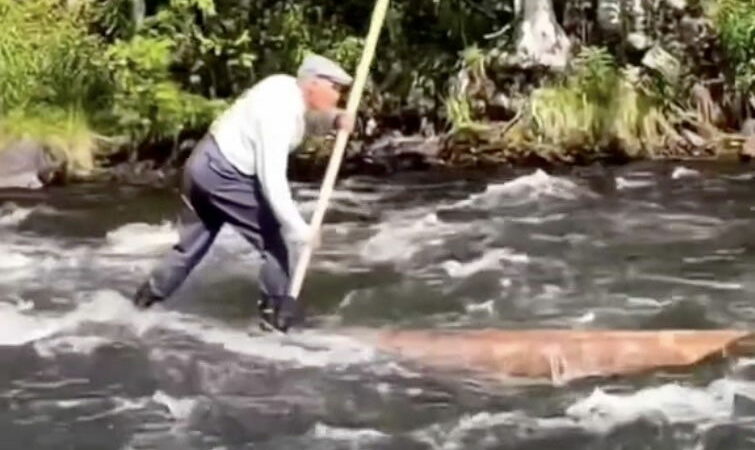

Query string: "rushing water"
[[1, 161, 755, 449]]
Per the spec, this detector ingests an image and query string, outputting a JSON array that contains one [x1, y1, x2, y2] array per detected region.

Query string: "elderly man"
[[132, 54, 354, 332]]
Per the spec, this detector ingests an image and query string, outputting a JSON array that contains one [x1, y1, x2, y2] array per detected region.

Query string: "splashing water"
[[2, 164, 755, 448]]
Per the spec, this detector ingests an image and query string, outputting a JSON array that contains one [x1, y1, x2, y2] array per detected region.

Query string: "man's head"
[[297, 54, 353, 111]]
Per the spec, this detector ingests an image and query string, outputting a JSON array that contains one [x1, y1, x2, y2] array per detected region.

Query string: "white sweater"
[[209, 74, 309, 240]]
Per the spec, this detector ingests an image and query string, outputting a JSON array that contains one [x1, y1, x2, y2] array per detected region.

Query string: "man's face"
[[304, 77, 344, 111]]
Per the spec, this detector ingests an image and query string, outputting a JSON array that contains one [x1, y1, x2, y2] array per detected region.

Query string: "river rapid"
[[1, 161, 755, 449]]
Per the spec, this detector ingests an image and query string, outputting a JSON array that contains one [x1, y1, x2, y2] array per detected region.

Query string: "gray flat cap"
[[297, 53, 353, 86]]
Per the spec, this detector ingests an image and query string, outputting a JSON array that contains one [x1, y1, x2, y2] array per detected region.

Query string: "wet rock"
[[627, 32, 652, 52], [505, 0, 571, 70], [742, 119, 755, 136], [105, 160, 173, 187], [664, 0, 686, 10], [0, 140, 63, 189], [692, 83, 725, 127], [642, 45, 681, 83], [348, 134, 443, 175], [597, 0, 622, 34], [682, 129, 706, 148], [741, 119, 755, 159], [744, 137, 755, 159]]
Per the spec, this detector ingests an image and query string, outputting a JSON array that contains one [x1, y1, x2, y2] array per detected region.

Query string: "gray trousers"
[[145, 134, 290, 303]]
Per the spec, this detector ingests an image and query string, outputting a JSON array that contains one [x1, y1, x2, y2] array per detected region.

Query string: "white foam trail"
[[566, 379, 755, 434], [152, 391, 196, 421], [76, 397, 150, 423], [626, 297, 668, 309], [56, 399, 91, 409], [0, 247, 33, 270], [635, 273, 742, 290], [464, 300, 495, 316], [441, 248, 529, 278], [616, 176, 655, 190], [672, 166, 700, 179], [309, 422, 388, 441], [104, 221, 178, 255], [34, 335, 112, 358]]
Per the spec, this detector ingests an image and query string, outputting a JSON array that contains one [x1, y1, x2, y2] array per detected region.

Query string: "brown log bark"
[[346, 328, 753, 384]]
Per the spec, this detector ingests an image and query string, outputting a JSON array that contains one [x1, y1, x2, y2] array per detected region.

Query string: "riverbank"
[[2, 120, 754, 190], [0, 0, 753, 189]]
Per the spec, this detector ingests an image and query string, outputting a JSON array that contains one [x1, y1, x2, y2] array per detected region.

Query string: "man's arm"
[[255, 117, 309, 242]]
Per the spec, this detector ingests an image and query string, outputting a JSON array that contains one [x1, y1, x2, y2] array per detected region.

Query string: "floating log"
[[347, 329, 753, 383]]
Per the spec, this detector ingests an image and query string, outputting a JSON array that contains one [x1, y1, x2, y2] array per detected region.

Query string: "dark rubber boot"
[[258, 295, 297, 333], [132, 281, 163, 309]]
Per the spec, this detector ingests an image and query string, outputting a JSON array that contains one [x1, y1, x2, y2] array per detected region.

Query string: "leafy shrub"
[[105, 35, 225, 146], [709, 0, 755, 93], [0, 0, 110, 116]]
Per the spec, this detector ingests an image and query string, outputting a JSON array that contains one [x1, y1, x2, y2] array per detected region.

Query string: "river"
[[1, 161, 755, 449]]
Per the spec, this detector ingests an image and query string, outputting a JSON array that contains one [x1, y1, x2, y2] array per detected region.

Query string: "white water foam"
[[456, 169, 593, 209], [105, 221, 178, 255], [441, 248, 529, 278], [672, 166, 700, 179], [411, 378, 755, 448], [616, 176, 655, 190], [1, 290, 380, 369], [152, 390, 197, 421], [0, 205, 32, 227], [34, 335, 113, 358], [76, 396, 151, 423], [412, 411, 573, 450], [0, 246, 34, 270], [359, 210, 469, 265], [566, 379, 755, 434], [309, 422, 388, 441], [359, 170, 587, 270], [296, 186, 387, 218]]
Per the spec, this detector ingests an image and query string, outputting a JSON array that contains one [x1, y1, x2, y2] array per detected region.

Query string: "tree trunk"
[[512, 0, 572, 70]]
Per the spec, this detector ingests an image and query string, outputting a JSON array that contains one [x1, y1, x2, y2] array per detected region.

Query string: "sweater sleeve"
[[254, 113, 309, 239]]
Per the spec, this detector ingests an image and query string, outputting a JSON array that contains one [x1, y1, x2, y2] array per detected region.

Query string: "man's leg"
[[134, 196, 222, 307], [257, 213, 294, 330], [200, 175, 296, 329], [133, 137, 224, 308]]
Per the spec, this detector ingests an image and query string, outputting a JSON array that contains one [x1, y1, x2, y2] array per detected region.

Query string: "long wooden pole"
[[288, 0, 391, 299]]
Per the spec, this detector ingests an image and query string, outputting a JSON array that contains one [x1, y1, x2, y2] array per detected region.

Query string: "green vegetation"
[[528, 47, 675, 158], [0, 0, 109, 172], [0, 0, 752, 177], [709, 0, 755, 93]]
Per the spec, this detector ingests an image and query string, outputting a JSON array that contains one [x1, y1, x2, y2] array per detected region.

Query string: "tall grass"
[[0, 0, 225, 174], [528, 47, 674, 156], [0, 0, 109, 173], [0, 108, 97, 173]]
